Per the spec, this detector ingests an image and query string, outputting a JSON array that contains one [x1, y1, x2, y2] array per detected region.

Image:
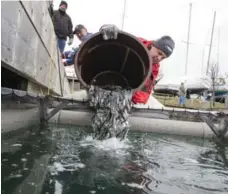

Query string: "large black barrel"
[[74, 31, 152, 91]]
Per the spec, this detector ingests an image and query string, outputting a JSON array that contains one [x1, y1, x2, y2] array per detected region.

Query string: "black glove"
[[99, 24, 119, 40]]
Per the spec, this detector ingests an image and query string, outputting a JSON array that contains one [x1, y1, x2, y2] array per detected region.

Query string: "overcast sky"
[[53, 0, 228, 82]]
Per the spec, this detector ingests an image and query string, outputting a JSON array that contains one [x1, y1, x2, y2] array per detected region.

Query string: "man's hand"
[[68, 37, 73, 45], [99, 24, 119, 40]]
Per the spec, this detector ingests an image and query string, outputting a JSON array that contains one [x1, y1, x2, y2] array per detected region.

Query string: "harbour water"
[[1, 124, 228, 194]]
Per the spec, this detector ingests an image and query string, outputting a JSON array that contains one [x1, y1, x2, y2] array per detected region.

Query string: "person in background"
[[186, 89, 191, 99], [73, 24, 93, 42], [62, 47, 79, 66], [99, 24, 175, 105], [62, 25, 93, 66], [178, 82, 186, 107], [53, 1, 73, 54]]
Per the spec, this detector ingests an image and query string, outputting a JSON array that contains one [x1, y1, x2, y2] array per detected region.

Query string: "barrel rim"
[[74, 31, 152, 92]]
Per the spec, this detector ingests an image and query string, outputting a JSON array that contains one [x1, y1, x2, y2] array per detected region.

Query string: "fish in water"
[[88, 86, 132, 140]]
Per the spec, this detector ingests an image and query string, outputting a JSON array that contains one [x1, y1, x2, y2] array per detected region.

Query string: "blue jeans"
[[58, 39, 66, 53], [179, 96, 186, 105], [63, 48, 78, 66]]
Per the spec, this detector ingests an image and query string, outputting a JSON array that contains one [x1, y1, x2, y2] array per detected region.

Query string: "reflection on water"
[[1, 124, 228, 194], [1, 125, 53, 194]]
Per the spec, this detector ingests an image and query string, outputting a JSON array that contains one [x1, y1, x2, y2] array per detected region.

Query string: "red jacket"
[[132, 37, 160, 104]]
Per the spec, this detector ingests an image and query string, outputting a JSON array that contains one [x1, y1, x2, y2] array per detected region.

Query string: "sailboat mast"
[[121, 0, 127, 30], [206, 11, 216, 74], [185, 3, 192, 77], [217, 28, 220, 64]]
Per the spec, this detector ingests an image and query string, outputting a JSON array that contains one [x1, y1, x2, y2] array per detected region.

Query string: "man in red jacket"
[[132, 36, 175, 104], [99, 25, 175, 104]]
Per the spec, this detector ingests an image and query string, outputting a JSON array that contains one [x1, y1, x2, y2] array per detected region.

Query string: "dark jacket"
[[53, 10, 73, 40]]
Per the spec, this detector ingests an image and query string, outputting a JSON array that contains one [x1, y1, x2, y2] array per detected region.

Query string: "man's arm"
[[52, 10, 58, 21], [48, 2, 54, 18], [51, 11, 58, 36], [68, 17, 73, 39], [67, 16, 74, 45]]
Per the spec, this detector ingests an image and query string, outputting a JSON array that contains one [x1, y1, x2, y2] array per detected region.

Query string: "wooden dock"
[[1, 0, 70, 96]]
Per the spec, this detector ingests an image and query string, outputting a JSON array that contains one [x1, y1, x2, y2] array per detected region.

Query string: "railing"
[[2, 87, 228, 139], [153, 94, 227, 111], [2, 87, 227, 119]]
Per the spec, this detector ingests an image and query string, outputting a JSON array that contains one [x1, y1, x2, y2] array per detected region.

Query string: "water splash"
[[89, 86, 132, 140], [80, 136, 132, 153]]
